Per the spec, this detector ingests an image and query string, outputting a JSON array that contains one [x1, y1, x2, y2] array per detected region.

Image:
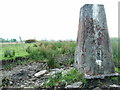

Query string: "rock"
[[0, 68, 3, 70], [23, 87, 34, 89], [45, 71, 56, 76], [0, 76, 2, 86], [20, 85, 26, 88], [65, 82, 82, 88], [40, 82, 44, 86], [51, 68, 64, 72], [93, 87, 102, 90], [45, 68, 64, 76], [109, 84, 120, 88], [11, 71, 28, 83], [1, 62, 49, 88], [34, 70, 47, 77], [9, 81, 13, 85], [44, 67, 75, 77], [16, 70, 29, 77], [62, 67, 73, 76], [45, 67, 74, 76]]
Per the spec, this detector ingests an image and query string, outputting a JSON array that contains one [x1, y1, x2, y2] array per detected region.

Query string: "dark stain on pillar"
[[74, 4, 115, 77]]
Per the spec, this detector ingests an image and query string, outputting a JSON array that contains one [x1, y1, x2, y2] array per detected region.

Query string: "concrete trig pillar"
[[74, 4, 118, 79]]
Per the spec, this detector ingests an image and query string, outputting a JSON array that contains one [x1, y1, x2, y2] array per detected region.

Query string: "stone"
[[0, 75, 2, 86], [45, 67, 74, 76], [34, 70, 47, 77], [74, 4, 116, 78], [51, 68, 64, 71], [109, 84, 120, 88], [45, 68, 64, 76], [65, 82, 82, 88], [93, 87, 102, 90], [20, 85, 26, 87], [9, 81, 13, 85], [62, 67, 73, 76]]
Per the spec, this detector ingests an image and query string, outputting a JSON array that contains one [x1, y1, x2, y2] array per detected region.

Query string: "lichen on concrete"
[[74, 4, 116, 78]]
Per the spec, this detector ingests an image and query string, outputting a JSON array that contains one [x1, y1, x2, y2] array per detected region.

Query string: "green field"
[[1, 38, 119, 62], [0, 43, 31, 60]]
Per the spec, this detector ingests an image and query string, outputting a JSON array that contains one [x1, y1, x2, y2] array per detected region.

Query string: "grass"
[[1, 38, 119, 60], [42, 68, 87, 88], [110, 38, 119, 61], [115, 67, 120, 73], [1, 38, 120, 69], [27, 41, 75, 68], [0, 43, 33, 60]]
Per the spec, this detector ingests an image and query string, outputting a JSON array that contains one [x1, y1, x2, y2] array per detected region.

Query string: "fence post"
[[19, 36, 25, 50]]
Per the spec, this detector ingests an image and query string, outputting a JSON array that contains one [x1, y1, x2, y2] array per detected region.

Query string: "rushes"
[[4, 49, 15, 57], [27, 41, 75, 69]]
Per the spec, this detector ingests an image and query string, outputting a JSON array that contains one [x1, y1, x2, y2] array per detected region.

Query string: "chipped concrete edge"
[[84, 73, 119, 79]]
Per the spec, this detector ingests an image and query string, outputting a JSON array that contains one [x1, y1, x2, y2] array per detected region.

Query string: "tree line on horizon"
[[0, 37, 119, 43], [0, 38, 17, 43]]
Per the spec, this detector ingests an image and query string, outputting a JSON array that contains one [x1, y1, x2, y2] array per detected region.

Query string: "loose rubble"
[[1, 61, 120, 89], [65, 82, 83, 88], [34, 70, 47, 77], [1, 61, 75, 88]]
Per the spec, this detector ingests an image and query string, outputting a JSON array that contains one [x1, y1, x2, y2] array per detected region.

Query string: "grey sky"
[[0, 0, 118, 41]]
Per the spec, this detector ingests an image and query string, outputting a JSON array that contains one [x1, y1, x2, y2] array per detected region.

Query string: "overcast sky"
[[0, 0, 119, 41]]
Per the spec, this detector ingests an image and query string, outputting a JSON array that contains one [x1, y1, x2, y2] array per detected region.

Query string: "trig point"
[[74, 4, 118, 79]]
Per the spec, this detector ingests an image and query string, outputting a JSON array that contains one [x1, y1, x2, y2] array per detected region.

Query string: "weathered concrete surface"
[[74, 4, 116, 78]]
